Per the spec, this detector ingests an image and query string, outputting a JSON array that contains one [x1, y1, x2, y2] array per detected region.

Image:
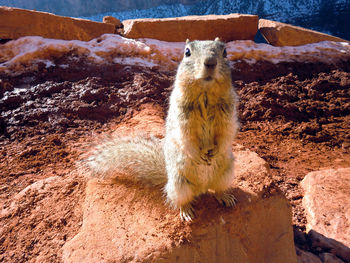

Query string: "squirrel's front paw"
[[180, 203, 195, 222], [215, 192, 237, 207], [200, 147, 218, 165]]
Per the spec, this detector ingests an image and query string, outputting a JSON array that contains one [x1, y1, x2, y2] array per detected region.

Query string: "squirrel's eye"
[[185, 48, 191, 57], [223, 48, 227, 58]]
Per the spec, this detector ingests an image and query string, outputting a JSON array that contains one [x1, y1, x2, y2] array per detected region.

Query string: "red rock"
[[103, 16, 122, 28], [301, 168, 350, 248], [63, 180, 297, 262], [0, 6, 115, 41], [259, 19, 349, 46], [62, 114, 297, 263], [123, 14, 258, 42]]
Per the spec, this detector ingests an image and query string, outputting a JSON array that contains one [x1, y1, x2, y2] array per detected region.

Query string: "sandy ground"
[[0, 58, 349, 262]]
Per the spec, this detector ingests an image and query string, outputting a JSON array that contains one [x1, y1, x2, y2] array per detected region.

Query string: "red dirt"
[[0, 58, 349, 262]]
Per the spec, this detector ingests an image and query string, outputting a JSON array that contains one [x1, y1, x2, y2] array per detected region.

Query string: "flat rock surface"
[[63, 180, 296, 263], [123, 13, 258, 42], [259, 19, 348, 46], [301, 168, 350, 247], [0, 6, 115, 41]]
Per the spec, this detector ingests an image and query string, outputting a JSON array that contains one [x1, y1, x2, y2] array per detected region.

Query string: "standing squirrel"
[[85, 38, 239, 221]]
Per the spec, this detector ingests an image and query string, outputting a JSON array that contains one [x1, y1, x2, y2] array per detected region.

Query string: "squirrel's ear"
[[186, 39, 190, 43], [215, 37, 221, 42]]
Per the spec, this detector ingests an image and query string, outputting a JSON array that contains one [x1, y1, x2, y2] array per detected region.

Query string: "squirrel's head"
[[177, 38, 231, 85]]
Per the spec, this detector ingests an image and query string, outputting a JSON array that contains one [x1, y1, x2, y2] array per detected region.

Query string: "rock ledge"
[[62, 123, 297, 263], [123, 13, 258, 42], [0, 6, 115, 41]]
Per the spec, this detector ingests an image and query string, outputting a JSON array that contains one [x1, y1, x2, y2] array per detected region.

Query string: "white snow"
[[59, 64, 69, 69], [226, 40, 350, 64], [40, 59, 55, 68], [12, 87, 27, 94], [0, 34, 349, 75], [113, 57, 158, 68]]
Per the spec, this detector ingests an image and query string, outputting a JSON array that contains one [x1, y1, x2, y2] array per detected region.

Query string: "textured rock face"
[[259, 19, 348, 46], [123, 14, 258, 42], [301, 168, 350, 248], [103, 16, 122, 27], [62, 129, 297, 263], [0, 6, 115, 41]]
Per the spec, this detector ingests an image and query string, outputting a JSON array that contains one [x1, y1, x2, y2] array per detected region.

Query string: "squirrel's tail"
[[82, 135, 167, 187]]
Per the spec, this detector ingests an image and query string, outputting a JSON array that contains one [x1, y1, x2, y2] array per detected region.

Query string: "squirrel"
[[84, 38, 240, 221]]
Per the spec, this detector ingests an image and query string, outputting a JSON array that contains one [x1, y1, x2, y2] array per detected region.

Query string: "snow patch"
[[0, 34, 349, 75], [226, 40, 350, 64], [59, 64, 69, 69], [113, 57, 158, 68], [39, 59, 55, 68]]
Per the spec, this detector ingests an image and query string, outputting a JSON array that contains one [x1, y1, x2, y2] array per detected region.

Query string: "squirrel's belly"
[[184, 156, 222, 193]]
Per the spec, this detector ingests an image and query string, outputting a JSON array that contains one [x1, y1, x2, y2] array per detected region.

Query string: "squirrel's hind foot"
[[180, 203, 195, 222], [215, 192, 237, 207]]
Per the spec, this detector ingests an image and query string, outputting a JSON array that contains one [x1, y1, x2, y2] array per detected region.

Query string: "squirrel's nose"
[[204, 57, 217, 69]]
